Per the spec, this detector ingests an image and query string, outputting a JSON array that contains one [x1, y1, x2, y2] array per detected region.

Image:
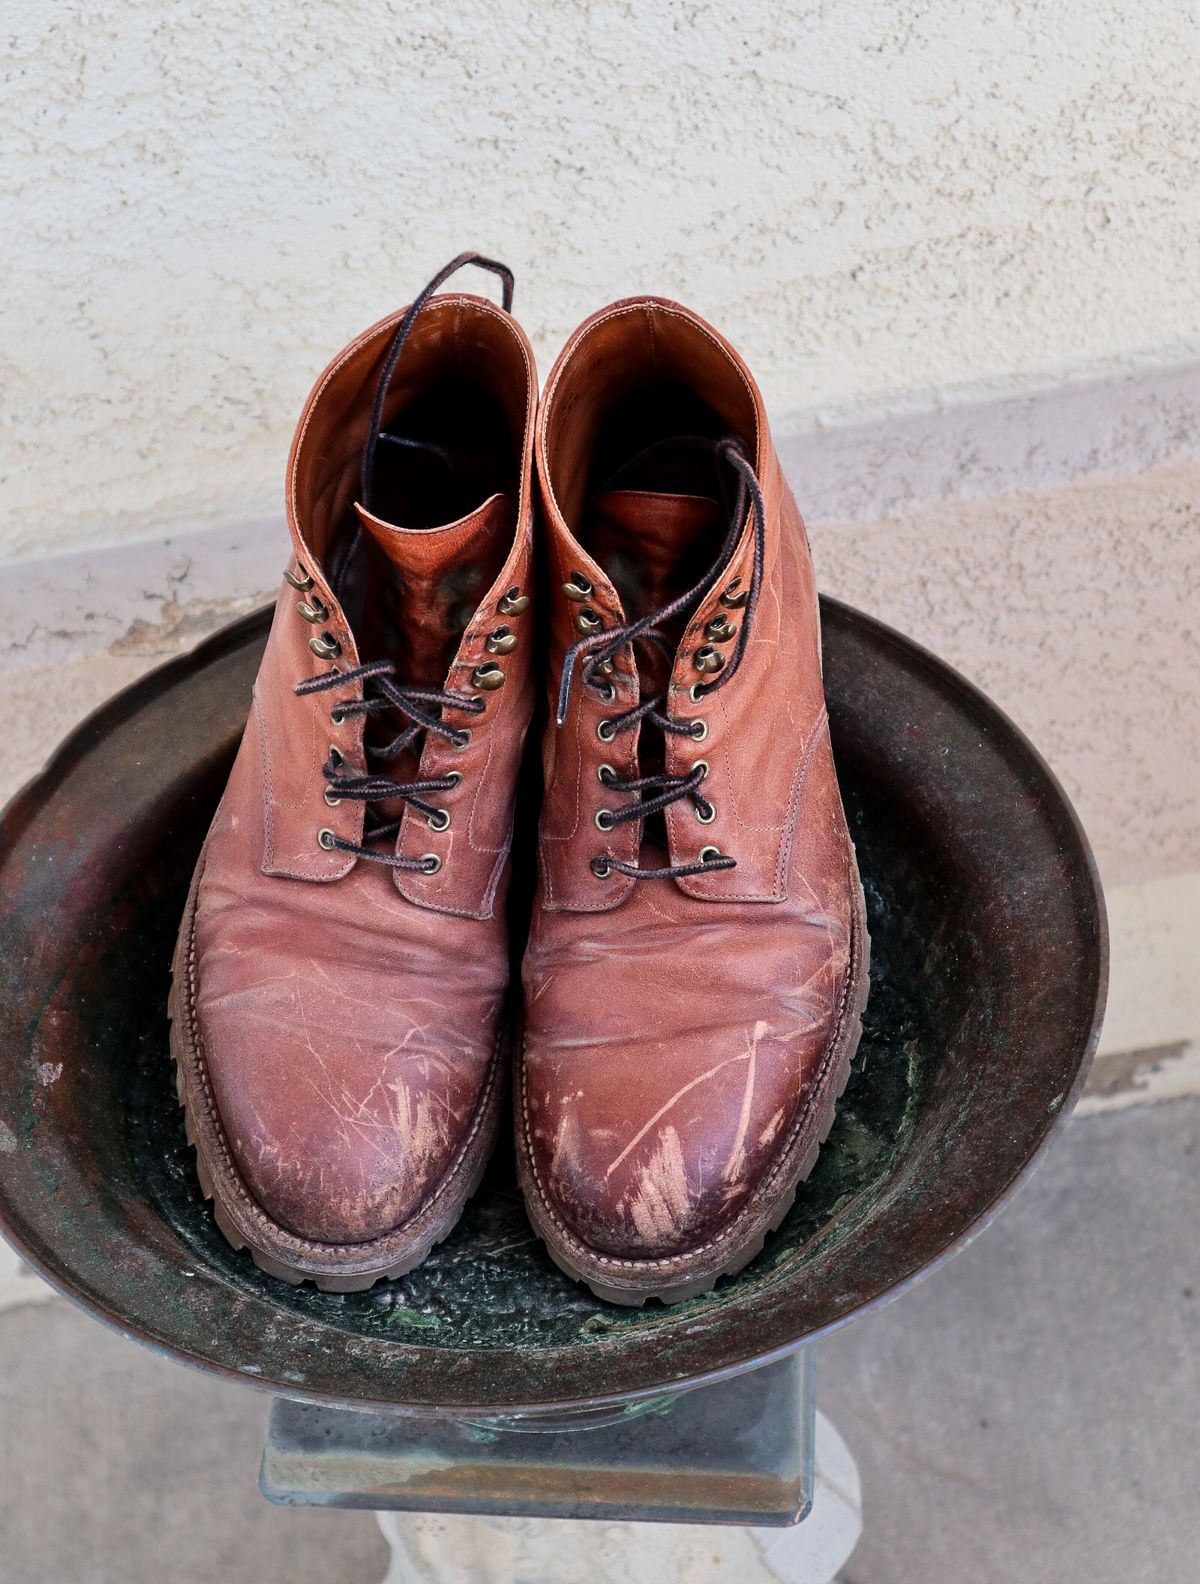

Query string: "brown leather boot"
[[517, 297, 870, 1305], [170, 255, 537, 1290]]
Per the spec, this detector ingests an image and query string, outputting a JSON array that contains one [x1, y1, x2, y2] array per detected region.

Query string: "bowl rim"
[[0, 597, 1108, 1416]]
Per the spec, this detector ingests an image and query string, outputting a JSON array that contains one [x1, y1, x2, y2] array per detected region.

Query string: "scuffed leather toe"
[[202, 990, 491, 1245], [521, 908, 848, 1263], [191, 885, 502, 1247]]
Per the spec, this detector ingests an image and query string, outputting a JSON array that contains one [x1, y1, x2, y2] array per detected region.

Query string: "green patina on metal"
[[129, 784, 934, 1354], [0, 601, 1107, 1414]]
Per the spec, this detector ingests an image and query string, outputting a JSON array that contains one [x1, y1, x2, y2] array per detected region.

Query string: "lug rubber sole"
[[167, 856, 505, 1293], [515, 864, 872, 1307]]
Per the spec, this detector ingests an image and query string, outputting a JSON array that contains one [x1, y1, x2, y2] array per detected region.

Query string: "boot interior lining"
[[370, 377, 517, 531], [578, 378, 731, 577], [294, 297, 529, 570]]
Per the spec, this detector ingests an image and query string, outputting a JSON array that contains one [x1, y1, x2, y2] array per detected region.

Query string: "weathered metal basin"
[[0, 599, 1105, 1415]]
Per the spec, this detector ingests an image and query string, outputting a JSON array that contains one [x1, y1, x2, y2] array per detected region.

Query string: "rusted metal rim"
[[0, 599, 1106, 1416]]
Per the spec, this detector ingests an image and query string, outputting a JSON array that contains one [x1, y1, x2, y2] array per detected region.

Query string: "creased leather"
[[183, 291, 536, 1249], [521, 297, 858, 1266]]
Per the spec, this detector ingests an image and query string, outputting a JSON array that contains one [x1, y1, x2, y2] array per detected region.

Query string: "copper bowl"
[[0, 600, 1105, 1414]]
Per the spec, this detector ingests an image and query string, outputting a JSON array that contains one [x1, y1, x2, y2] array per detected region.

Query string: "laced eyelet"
[[284, 566, 314, 592], [316, 828, 337, 851], [689, 682, 706, 704], [590, 857, 613, 879], [695, 799, 716, 824], [323, 787, 341, 807], [595, 809, 616, 832], [472, 661, 505, 691], [498, 587, 529, 616], [453, 729, 472, 750], [597, 763, 617, 785], [596, 719, 616, 743], [310, 633, 341, 660], [420, 853, 442, 874], [486, 627, 518, 655], [444, 769, 463, 787], [298, 598, 329, 624], [693, 759, 709, 780], [427, 808, 451, 832], [562, 572, 593, 601], [689, 719, 708, 741], [595, 680, 617, 703], [328, 744, 344, 765], [699, 845, 722, 864], [330, 706, 348, 727]]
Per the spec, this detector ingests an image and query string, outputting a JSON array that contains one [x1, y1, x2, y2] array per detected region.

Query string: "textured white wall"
[[3, 0, 1199, 562]]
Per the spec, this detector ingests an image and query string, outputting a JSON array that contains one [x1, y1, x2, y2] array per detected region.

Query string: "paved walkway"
[[1, 1098, 1195, 1583]]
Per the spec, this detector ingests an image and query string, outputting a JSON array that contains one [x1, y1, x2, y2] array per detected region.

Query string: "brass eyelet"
[[444, 769, 463, 787], [284, 566, 314, 592], [323, 787, 341, 807], [720, 580, 749, 609], [693, 645, 725, 675], [298, 598, 329, 624], [595, 809, 616, 832], [592, 656, 615, 676], [596, 718, 616, 743], [562, 572, 593, 601], [689, 719, 708, 741], [420, 853, 442, 875], [705, 614, 737, 643], [596, 680, 617, 704], [328, 744, 344, 765], [699, 845, 722, 864], [695, 799, 716, 825], [689, 682, 706, 704], [472, 662, 505, 691], [498, 587, 529, 616], [453, 729, 472, 750], [575, 607, 603, 636], [693, 759, 710, 780], [591, 857, 613, 879], [597, 763, 616, 785], [310, 633, 341, 660], [486, 627, 518, 655], [316, 828, 337, 851], [427, 808, 451, 832], [329, 706, 348, 727]]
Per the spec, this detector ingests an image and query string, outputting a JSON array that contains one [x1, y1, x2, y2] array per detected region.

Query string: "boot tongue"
[[589, 491, 723, 853], [354, 492, 515, 688], [590, 489, 721, 629], [590, 489, 721, 707]]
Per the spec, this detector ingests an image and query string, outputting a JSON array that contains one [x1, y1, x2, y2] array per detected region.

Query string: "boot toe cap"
[[521, 1017, 824, 1263], [196, 982, 496, 1246]]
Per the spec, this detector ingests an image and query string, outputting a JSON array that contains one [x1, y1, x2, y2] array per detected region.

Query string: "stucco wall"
[[4, 0, 1200, 563]]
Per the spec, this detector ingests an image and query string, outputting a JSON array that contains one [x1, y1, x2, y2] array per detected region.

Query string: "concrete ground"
[[1, 1096, 1194, 1584]]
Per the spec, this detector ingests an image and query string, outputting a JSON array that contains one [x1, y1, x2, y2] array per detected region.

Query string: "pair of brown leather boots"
[[170, 254, 869, 1307]]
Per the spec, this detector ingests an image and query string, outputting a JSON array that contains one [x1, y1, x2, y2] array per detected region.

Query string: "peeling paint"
[[110, 593, 272, 657]]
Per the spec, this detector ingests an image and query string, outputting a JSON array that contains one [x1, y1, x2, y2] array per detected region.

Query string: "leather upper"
[[189, 293, 536, 1245], [521, 298, 858, 1263]]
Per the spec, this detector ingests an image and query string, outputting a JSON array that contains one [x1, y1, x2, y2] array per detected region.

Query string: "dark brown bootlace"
[[555, 438, 768, 882], [295, 663, 484, 872], [293, 251, 515, 874]]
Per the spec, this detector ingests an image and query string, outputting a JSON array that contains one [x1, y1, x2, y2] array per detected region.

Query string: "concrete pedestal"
[[373, 1411, 861, 1584]]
